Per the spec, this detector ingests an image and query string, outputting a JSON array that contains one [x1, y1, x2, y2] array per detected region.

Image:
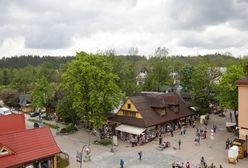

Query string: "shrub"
[[57, 156, 69, 168], [60, 123, 78, 133], [98, 138, 112, 146]]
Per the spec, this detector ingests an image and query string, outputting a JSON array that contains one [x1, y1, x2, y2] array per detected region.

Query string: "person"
[[138, 151, 142, 160], [193, 121, 196, 128], [170, 129, 174, 137], [226, 138, 230, 149], [183, 128, 186, 135], [230, 112, 233, 122], [201, 156, 205, 167], [120, 159, 124, 168], [178, 139, 181, 150], [219, 164, 223, 168], [213, 124, 216, 133], [186, 161, 190, 168], [159, 134, 162, 145], [172, 161, 176, 168], [180, 127, 183, 135]]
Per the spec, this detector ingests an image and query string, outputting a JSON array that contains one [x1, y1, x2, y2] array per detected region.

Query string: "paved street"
[[25, 112, 248, 168]]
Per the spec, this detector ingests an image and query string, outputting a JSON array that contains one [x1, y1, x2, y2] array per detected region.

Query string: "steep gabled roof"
[[19, 95, 32, 106], [0, 127, 61, 167], [110, 92, 194, 127], [0, 114, 26, 134]]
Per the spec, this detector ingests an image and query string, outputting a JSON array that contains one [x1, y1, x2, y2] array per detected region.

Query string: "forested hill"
[[0, 54, 241, 69], [0, 55, 74, 69]]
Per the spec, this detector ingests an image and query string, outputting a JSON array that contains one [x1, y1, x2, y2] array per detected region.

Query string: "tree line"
[[0, 50, 247, 128]]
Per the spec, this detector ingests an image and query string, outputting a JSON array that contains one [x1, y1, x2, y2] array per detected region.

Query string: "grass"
[[28, 119, 60, 129]]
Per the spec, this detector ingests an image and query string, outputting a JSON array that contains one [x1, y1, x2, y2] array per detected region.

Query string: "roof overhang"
[[115, 124, 146, 135]]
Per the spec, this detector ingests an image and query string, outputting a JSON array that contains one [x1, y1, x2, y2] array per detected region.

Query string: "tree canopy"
[[60, 52, 123, 128], [217, 65, 245, 124]]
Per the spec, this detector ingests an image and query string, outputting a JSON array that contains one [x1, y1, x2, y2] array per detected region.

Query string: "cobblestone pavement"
[[25, 112, 248, 168]]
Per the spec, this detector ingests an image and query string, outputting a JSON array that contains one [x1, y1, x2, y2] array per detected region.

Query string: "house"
[[108, 92, 195, 142], [19, 95, 33, 112], [136, 71, 147, 85], [0, 114, 61, 167], [236, 65, 248, 155]]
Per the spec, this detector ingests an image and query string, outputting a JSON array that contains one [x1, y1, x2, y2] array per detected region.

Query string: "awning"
[[115, 124, 146, 135]]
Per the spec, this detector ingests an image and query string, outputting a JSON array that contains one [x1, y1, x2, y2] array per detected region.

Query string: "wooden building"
[[19, 95, 33, 112], [108, 92, 195, 142]]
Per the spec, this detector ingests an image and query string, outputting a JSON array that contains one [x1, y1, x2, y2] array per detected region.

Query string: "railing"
[[57, 152, 69, 161]]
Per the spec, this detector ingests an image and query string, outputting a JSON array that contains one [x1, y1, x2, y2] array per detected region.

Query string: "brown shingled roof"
[[109, 92, 195, 127], [236, 78, 248, 85]]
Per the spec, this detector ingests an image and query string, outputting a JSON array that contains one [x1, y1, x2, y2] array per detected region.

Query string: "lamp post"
[[76, 145, 91, 168]]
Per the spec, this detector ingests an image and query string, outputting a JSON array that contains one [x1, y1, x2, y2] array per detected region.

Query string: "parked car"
[[33, 122, 44, 128], [0, 107, 12, 116], [30, 111, 40, 117]]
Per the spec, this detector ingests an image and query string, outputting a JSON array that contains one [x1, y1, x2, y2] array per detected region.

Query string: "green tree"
[[60, 52, 122, 129], [56, 92, 80, 124], [190, 64, 215, 114], [180, 64, 194, 92], [154, 47, 169, 58], [11, 66, 35, 93], [143, 57, 171, 91], [217, 65, 245, 124], [31, 78, 53, 111]]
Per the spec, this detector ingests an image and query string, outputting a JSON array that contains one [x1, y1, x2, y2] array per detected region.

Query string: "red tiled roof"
[[0, 127, 61, 167], [0, 114, 25, 134]]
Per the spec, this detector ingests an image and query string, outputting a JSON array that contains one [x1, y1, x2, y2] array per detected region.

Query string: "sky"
[[1, 0, 248, 58]]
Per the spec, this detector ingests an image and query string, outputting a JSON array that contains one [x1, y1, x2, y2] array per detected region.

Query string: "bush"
[[57, 156, 69, 168], [98, 138, 112, 146], [60, 123, 78, 133]]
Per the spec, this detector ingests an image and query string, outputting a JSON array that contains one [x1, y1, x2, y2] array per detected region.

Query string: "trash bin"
[[232, 139, 246, 159]]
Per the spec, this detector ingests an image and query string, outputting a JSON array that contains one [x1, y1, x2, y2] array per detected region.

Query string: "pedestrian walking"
[[226, 138, 230, 149], [183, 128, 186, 135], [178, 139, 181, 150], [230, 112, 233, 122], [200, 156, 206, 167], [213, 124, 216, 133], [193, 121, 196, 128], [170, 129, 174, 137], [172, 161, 176, 168], [138, 151, 142, 160], [159, 134, 162, 145], [180, 128, 183, 135], [186, 161, 190, 168], [120, 159, 124, 168], [219, 164, 223, 168]]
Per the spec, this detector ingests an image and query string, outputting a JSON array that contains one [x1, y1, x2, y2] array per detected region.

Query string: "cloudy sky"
[[1, 0, 248, 57]]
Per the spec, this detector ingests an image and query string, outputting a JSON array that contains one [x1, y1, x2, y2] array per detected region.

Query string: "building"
[[136, 71, 147, 85], [0, 114, 26, 134], [19, 95, 33, 112], [236, 65, 248, 155], [0, 114, 61, 167], [108, 92, 195, 142]]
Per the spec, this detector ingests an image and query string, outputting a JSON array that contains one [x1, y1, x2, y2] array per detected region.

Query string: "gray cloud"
[[0, 0, 248, 56]]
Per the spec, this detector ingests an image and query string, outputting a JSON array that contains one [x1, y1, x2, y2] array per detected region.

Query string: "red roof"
[[0, 114, 26, 134], [0, 127, 61, 167]]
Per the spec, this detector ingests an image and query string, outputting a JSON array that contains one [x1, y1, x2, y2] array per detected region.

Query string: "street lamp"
[[76, 145, 91, 168]]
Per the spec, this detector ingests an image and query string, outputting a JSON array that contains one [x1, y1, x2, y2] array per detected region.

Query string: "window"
[[130, 112, 136, 118], [127, 104, 131, 109], [123, 111, 129, 116]]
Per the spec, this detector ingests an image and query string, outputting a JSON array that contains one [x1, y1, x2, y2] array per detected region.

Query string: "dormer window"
[[0, 145, 14, 157], [128, 104, 131, 109]]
